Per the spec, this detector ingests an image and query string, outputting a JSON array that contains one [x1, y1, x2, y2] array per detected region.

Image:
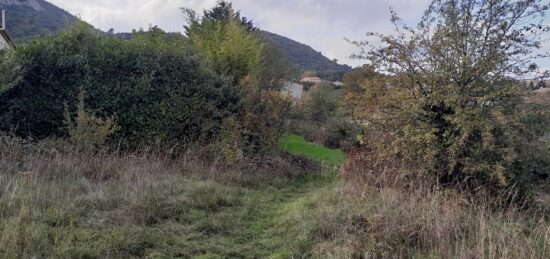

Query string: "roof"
[[0, 29, 15, 49], [300, 76, 323, 83]]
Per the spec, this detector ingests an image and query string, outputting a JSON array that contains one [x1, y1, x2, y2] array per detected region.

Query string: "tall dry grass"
[[1, 133, 550, 258], [312, 150, 550, 258], [0, 133, 317, 257]]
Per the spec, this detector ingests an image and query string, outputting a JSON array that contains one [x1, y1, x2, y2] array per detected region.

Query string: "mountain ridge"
[[0, 0, 78, 39], [0, 0, 351, 80]]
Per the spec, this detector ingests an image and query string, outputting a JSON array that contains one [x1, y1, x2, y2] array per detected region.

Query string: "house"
[[332, 81, 344, 87], [282, 81, 304, 100], [0, 10, 15, 50], [300, 76, 323, 84]]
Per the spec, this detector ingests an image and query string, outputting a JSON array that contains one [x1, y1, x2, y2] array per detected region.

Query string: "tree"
[[345, 0, 550, 191], [183, 1, 255, 36], [302, 83, 339, 123], [185, 17, 264, 85], [183, 3, 292, 154]]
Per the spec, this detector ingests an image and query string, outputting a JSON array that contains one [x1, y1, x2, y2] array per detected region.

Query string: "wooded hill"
[[0, 0, 351, 80]]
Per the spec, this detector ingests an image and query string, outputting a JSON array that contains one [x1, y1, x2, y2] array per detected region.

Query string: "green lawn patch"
[[279, 134, 346, 167]]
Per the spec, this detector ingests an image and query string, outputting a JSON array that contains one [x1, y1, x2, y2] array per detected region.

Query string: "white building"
[[332, 81, 344, 87], [300, 76, 323, 84], [0, 10, 15, 50], [282, 81, 304, 100]]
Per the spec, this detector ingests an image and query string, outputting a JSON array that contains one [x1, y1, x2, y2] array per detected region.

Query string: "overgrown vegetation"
[[0, 24, 238, 149], [0, 2, 293, 155], [287, 81, 363, 151], [2, 132, 550, 258], [345, 0, 550, 195], [0, 133, 332, 258], [1, 0, 550, 257]]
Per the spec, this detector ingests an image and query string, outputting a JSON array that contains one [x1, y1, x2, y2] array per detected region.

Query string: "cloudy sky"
[[48, 0, 549, 68]]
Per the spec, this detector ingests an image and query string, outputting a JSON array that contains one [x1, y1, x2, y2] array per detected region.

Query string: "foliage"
[[184, 2, 292, 155], [218, 117, 244, 163], [183, 0, 256, 34], [63, 91, 118, 150], [185, 17, 263, 85], [301, 82, 339, 123], [288, 80, 363, 150], [0, 24, 238, 147], [345, 0, 550, 191], [0, 49, 18, 93]]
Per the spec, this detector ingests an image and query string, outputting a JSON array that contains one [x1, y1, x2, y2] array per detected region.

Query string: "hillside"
[[0, 1, 350, 80], [261, 31, 351, 81], [0, 0, 78, 39]]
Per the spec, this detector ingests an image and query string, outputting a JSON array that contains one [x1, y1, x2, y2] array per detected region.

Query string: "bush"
[[63, 91, 118, 150], [0, 24, 239, 147], [344, 0, 550, 194]]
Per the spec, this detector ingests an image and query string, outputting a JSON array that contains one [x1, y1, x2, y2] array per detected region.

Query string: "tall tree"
[[183, 1, 255, 36], [346, 0, 550, 190], [182, 2, 291, 155]]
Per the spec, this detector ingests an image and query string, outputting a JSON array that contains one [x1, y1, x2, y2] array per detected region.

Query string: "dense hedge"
[[0, 25, 240, 146]]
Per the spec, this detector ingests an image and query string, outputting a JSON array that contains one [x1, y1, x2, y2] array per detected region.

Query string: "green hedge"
[[0, 25, 240, 147]]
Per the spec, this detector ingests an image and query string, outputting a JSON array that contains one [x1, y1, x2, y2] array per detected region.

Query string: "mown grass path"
[[187, 135, 346, 258], [0, 135, 345, 258]]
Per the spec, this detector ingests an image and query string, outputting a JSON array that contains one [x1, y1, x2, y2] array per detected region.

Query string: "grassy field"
[[2, 135, 550, 258], [0, 135, 345, 258]]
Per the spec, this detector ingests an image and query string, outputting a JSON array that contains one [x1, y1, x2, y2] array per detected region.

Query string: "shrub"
[[63, 91, 118, 150], [0, 24, 238, 148], [0, 49, 18, 93], [301, 83, 339, 124], [344, 0, 550, 193]]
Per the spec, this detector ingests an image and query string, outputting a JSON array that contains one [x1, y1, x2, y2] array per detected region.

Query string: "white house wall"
[[0, 34, 9, 49]]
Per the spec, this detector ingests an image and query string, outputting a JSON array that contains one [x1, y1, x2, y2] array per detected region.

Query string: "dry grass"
[[302, 182, 550, 258], [0, 134, 325, 257], [1, 134, 550, 258], [316, 150, 550, 258]]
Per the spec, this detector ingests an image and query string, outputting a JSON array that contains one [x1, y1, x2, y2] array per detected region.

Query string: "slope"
[[0, 0, 78, 39], [261, 30, 351, 81]]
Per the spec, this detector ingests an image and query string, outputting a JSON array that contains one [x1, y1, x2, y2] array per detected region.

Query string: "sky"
[[47, 0, 549, 69]]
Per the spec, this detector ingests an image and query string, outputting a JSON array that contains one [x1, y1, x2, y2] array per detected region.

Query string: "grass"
[[0, 135, 345, 258], [2, 134, 550, 258], [279, 134, 346, 167]]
